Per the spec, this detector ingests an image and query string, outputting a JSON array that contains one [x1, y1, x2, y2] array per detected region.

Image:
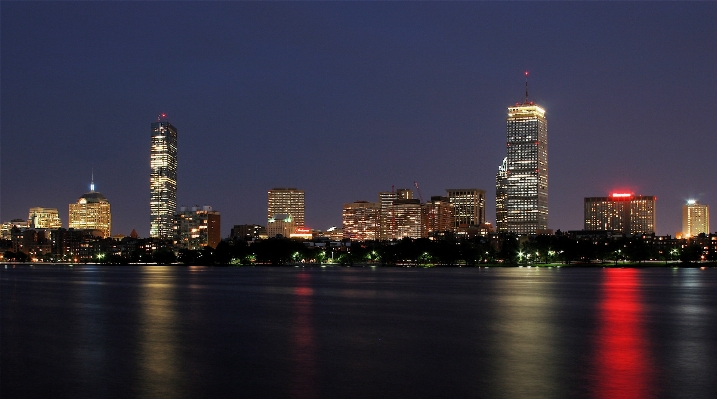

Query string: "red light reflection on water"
[[592, 269, 655, 399], [290, 272, 318, 399]]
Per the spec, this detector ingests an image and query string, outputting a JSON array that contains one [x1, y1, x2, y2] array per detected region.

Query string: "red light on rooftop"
[[611, 193, 632, 198]]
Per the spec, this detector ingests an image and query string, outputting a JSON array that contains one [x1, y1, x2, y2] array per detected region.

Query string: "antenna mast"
[[524, 71, 529, 103]]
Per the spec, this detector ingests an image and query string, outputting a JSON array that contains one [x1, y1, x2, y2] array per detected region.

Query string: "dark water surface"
[[2, 265, 716, 398]]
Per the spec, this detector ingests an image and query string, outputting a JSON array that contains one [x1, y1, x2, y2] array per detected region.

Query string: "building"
[[682, 200, 709, 237], [69, 181, 111, 238], [230, 224, 266, 241], [496, 81, 548, 235], [150, 115, 178, 239], [28, 207, 62, 229], [378, 191, 398, 240], [446, 189, 485, 230], [267, 188, 305, 228], [342, 201, 381, 241], [422, 196, 455, 238], [393, 198, 422, 239], [267, 214, 295, 238], [174, 206, 221, 250], [584, 193, 656, 235]]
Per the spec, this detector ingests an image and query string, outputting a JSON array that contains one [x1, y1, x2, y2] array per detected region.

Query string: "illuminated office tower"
[[28, 207, 62, 229], [378, 191, 398, 240], [393, 199, 422, 239], [422, 196, 455, 238], [496, 77, 548, 235], [266, 214, 295, 238], [342, 201, 380, 241], [446, 189, 485, 229], [682, 200, 709, 237], [150, 115, 178, 239], [69, 180, 111, 238], [495, 158, 508, 232], [267, 188, 305, 228], [174, 206, 221, 250], [584, 193, 656, 235]]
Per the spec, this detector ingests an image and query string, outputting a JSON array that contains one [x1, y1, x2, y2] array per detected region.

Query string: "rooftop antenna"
[[524, 71, 529, 103], [90, 168, 95, 192]]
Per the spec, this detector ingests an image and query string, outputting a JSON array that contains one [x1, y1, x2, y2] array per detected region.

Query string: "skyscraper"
[[584, 193, 656, 235], [682, 200, 709, 237], [267, 188, 305, 227], [342, 201, 380, 241], [150, 115, 178, 239], [496, 76, 548, 235], [69, 180, 111, 238], [446, 189, 486, 229]]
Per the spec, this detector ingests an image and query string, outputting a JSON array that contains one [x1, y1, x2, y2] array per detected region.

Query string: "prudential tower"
[[496, 73, 548, 235], [150, 114, 178, 239]]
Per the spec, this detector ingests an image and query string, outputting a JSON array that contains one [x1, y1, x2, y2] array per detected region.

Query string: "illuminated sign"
[[295, 227, 311, 234], [611, 193, 632, 198]]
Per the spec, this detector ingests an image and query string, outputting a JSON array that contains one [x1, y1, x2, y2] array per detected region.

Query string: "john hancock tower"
[[150, 114, 178, 239], [496, 73, 548, 235]]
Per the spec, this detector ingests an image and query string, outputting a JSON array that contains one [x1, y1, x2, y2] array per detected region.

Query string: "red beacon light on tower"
[[611, 193, 633, 199]]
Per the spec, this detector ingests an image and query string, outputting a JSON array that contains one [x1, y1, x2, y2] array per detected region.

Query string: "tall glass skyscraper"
[[150, 116, 178, 239], [496, 97, 548, 235]]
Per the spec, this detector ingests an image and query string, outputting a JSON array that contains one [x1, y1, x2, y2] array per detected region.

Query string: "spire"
[[90, 168, 95, 192], [524, 71, 529, 103]]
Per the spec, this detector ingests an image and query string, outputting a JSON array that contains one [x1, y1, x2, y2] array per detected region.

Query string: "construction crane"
[[413, 181, 424, 203]]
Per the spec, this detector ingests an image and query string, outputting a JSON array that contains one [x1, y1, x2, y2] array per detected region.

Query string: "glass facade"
[[267, 188, 305, 228], [150, 120, 178, 239], [496, 104, 548, 234]]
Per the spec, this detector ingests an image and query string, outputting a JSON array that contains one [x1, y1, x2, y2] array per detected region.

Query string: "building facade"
[[69, 184, 111, 238], [422, 196, 455, 238], [173, 206, 221, 250], [584, 193, 656, 235], [150, 117, 178, 239], [446, 189, 485, 229], [28, 207, 62, 229], [393, 198, 422, 239], [267, 188, 305, 228], [342, 201, 380, 241], [682, 200, 709, 237], [266, 214, 295, 238], [496, 100, 548, 235]]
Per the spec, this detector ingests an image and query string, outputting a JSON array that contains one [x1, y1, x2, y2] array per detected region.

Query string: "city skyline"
[[2, 2, 716, 237]]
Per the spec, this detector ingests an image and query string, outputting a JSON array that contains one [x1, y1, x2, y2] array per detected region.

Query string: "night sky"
[[2, 2, 715, 238]]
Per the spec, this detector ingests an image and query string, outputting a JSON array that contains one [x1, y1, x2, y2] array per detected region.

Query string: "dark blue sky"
[[2, 2, 715, 237]]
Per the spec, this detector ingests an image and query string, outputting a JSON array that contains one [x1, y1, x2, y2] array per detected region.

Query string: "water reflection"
[[491, 269, 561, 398], [592, 269, 655, 399], [138, 267, 184, 398], [290, 271, 318, 399]]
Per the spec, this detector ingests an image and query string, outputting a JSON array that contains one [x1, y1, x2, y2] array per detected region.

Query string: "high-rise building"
[[393, 198, 422, 239], [446, 189, 485, 229], [496, 79, 548, 235], [584, 193, 656, 235], [267, 188, 305, 228], [378, 191, 399, 240], [150, 115, 178, 239], [342, 201, 380, 241], [28, 207, 62, 229], [682, 200, 709, 237], [174, 206, 221, 250], [69, 181, 111, 238], [422, 196, 455, 238]]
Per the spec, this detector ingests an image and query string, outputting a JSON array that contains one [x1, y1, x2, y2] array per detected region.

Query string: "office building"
[[69, 181, 111, 238], [446, 189, 485, 229], [174, 206, 221, 250], [496, 81, 548, 235], [422, 196, 455, 238], [231, 224, 266, 241], [393, 198, 422, 239], [682, 200, 709, 237], [268, 188, 305, 228], [584, 193, 656, 235], [342, 201, 380, 241], [150, 115, 178, 239], [28, 207, 62, 229]]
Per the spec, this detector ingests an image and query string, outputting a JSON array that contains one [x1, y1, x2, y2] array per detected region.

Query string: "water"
[[2, 265, 716, 398]]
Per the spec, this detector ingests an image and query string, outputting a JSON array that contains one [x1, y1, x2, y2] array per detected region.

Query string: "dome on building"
[[78, 191, 108, 204]]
